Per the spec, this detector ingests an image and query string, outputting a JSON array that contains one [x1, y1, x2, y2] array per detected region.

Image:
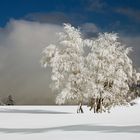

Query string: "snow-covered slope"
[[0, 99, 140, 140]]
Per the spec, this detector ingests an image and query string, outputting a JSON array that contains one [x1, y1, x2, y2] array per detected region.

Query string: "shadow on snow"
[[0, 109, 71, 114], [0, 124, 140, 134]]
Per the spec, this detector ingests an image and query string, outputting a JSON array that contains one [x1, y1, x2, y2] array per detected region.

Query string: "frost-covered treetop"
[[41, 23, 135, 107]]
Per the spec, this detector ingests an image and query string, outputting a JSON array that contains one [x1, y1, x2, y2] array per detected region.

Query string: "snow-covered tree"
[[41, 24, 135, 113], [85, 33, 134, 112], [41, 24, 87, 112], [6, 95, 15, 105]]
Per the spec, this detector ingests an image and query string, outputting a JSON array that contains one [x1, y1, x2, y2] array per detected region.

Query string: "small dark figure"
[[6, 95, 14, 105]]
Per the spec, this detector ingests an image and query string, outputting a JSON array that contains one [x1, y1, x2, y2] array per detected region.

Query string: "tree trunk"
[[94, 105, 96, 113], [96, 98, 102, 113], [77, 102, 84, 113]]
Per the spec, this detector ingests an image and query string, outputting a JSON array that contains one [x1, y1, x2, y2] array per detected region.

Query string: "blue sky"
[[0, 0, 140, 35]]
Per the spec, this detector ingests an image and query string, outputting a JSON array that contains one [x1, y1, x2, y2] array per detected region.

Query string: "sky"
[[0, 0, 140, 34], [0, 0, 140, 104]]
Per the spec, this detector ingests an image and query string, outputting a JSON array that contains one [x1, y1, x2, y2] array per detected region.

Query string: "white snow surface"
[[0, 99, 140, 140]]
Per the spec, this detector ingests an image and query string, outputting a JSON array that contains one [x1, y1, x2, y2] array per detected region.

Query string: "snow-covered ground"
[[0, 100, 140, 140]]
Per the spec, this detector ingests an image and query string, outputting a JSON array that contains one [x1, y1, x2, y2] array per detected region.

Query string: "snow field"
[[0, 102, 140, 140]]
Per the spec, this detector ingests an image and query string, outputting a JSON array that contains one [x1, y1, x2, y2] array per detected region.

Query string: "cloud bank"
[[0, 20, 63, 105]]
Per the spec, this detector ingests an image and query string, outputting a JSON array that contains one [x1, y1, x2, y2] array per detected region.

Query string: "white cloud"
[[0, 19, 63, 104]]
